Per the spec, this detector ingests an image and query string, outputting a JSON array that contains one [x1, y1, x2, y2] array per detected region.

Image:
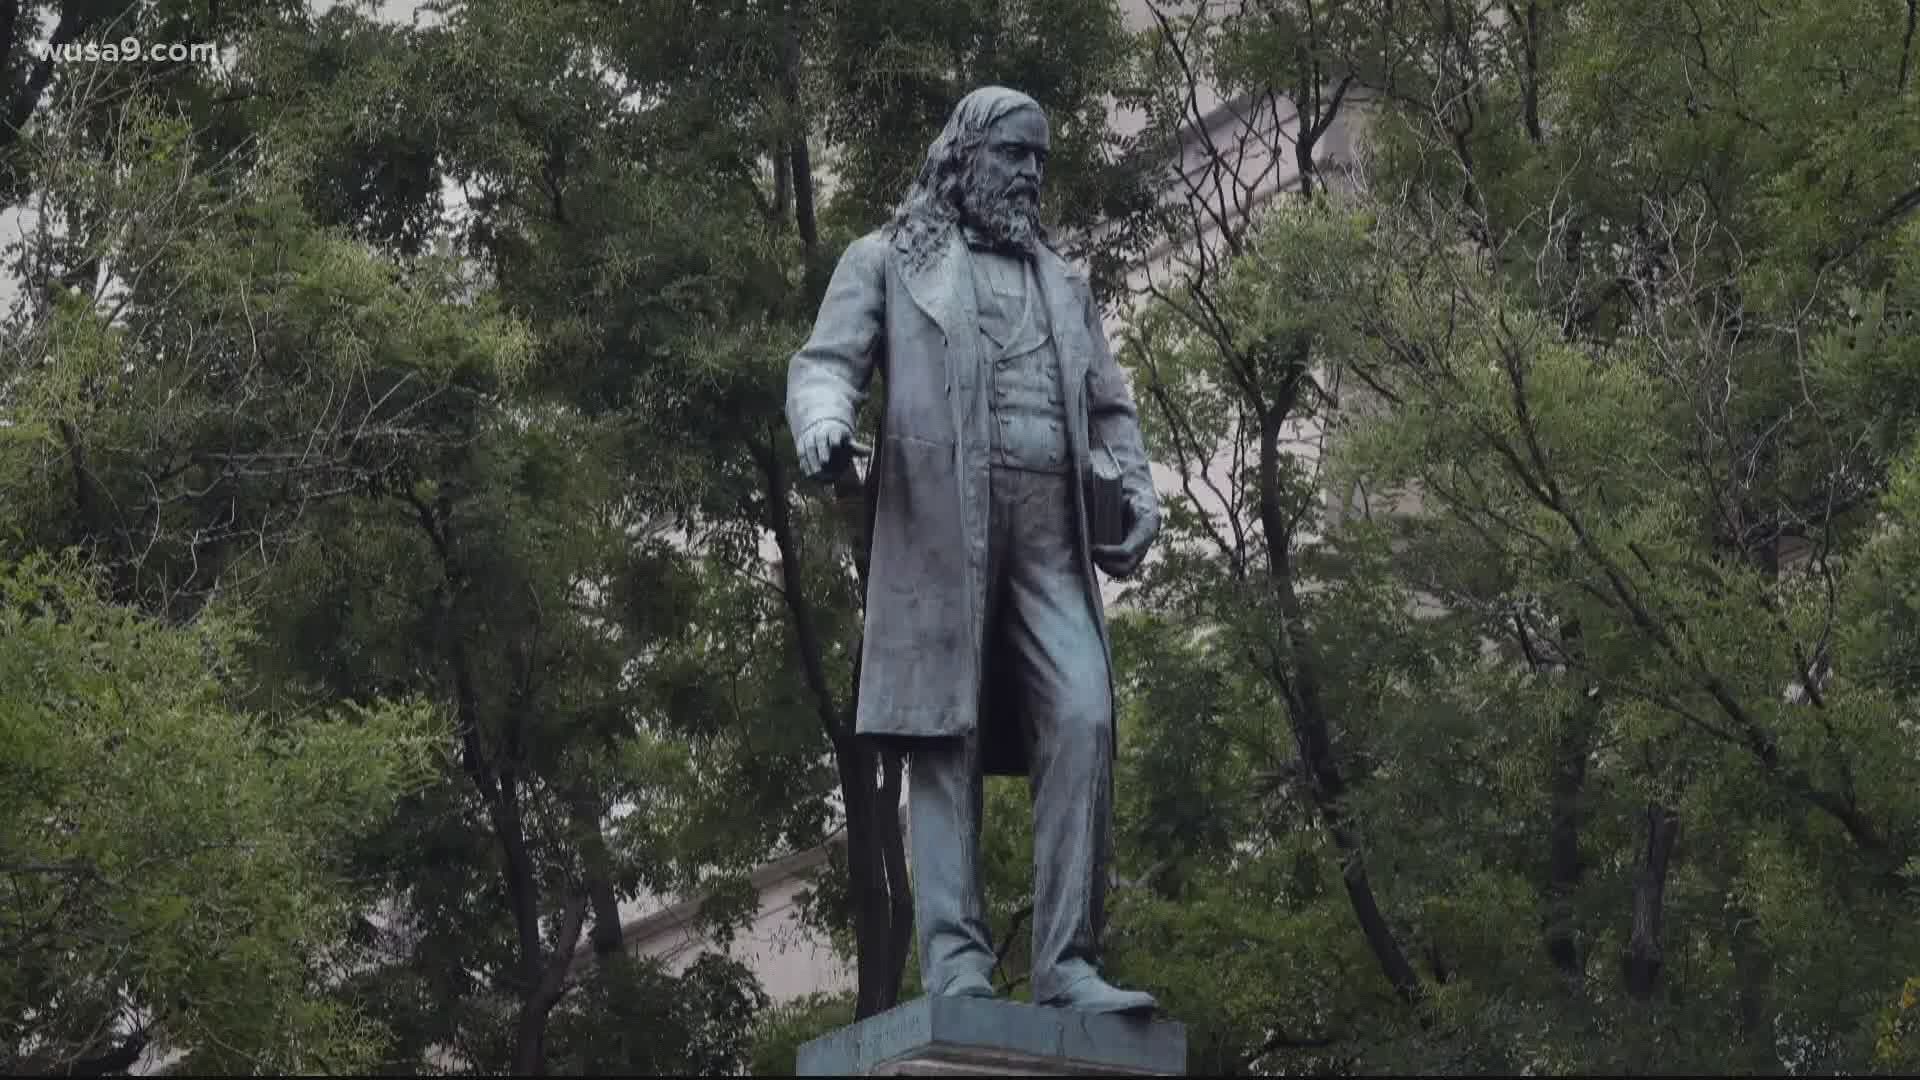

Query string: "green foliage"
[[548, 953, 770, 1075], [747, 990, 857, 1077], [1098, 0, 1920, 1072], [1876, 974, 1920, 1070], [0, 552, 441, 1074]]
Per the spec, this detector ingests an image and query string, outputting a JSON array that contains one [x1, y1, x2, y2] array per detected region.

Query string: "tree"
[[2, 14, 795, 1068], [2, 0, 1149, 1070], [1104, 0, 1429, 1021], [206, 4, 832, 1068], [1088, 0, 1920, 1072], [1148, 0, 1920, 1070], [0, 552, 440, 1075], [1327, 0, 1920, 1068]]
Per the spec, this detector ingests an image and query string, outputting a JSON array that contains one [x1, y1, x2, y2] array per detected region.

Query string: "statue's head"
[[890, 86, 1051, 257]]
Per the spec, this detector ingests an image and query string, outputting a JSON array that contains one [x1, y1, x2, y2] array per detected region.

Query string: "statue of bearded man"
[[785, 86, 1161, 1014]]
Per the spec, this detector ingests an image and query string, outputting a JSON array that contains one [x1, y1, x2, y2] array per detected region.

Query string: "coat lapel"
[[890, 222, 1094, 461], [893, 224, 971, 383], [895, 225, 1088, 378], [892, 221, 986, 691]]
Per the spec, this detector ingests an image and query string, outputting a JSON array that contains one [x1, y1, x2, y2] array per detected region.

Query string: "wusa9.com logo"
[[33, 38, 218, 63]]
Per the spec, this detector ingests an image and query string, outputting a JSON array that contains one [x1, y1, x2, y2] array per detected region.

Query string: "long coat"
[[785, 221, 1158, 777]]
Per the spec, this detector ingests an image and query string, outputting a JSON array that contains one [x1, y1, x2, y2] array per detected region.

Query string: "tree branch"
[[4, 8, 98, 152], [1898, 0, 1917, 91], [1243, 1024, 1336, 1068], [1622, 803, 1679, 1000], [1818, 183, 1920, 272], [511, 889, 587, 1075], [755, 430, 841, 741]]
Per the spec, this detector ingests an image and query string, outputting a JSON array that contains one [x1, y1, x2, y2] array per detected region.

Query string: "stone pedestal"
[[795, 995, 1186, 1076]]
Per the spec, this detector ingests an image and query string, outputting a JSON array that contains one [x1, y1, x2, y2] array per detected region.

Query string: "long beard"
[[960, 177, 1041, 250]]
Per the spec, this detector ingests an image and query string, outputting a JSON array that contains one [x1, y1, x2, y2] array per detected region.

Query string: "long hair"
[[887, 86, 1047, 270]]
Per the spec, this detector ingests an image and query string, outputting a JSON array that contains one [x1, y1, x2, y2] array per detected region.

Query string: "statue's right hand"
[[798, 419, 856, 481]]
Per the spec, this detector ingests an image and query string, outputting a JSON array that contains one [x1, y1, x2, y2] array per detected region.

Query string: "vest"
[[970, 248, 1069, 473]]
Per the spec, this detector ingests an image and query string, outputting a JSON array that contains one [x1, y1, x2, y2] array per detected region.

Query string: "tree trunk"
[[834, 739, 903, 1018], [1899, 0, 1916, 92], [769, 3, 909, 1009], [410, 492, 579, 1075], [878, 747, 913, 1006], [56, 418, 97, 552], [1730, 902, 1774, 1071], [1622, 803, 1680, 1000], [1542, 705, 1594, 980], [771, 139, 791, 225], [1543, 622, 1598, 983], [570, 794, 626, 960], [780, 0, 821, 298], [3, 8, 99, 161], [494, 772, 545, 991], [831, 399, 913, 1012], [511, 891, 587, 1076], [1504, 1, 1545, 144], [1255, 402, 1424, 1006], [760, 436, 910, 1019]]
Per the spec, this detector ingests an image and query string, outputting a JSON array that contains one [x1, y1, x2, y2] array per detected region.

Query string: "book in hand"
[[1083, 443, 1131, 548]]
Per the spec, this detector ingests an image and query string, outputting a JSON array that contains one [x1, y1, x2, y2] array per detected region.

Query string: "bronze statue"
[[786, 86, 1160, 1014]]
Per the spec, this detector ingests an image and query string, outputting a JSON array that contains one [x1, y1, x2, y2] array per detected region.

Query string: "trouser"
[[909, 465, 1113, 1004]]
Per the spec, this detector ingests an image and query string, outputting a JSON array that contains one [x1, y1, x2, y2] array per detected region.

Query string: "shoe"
[[938, 971, 997, 998], [1039, 974, 1157, 1015]]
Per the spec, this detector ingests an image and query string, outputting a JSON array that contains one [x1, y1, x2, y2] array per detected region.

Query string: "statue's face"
[[960, 106, 1050, 248]]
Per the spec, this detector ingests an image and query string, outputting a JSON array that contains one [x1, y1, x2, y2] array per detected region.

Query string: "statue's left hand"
[[1091, 501, 1158, 579]]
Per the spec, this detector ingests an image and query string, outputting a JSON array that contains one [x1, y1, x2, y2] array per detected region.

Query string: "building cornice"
[[580, 833, 848, 961]]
